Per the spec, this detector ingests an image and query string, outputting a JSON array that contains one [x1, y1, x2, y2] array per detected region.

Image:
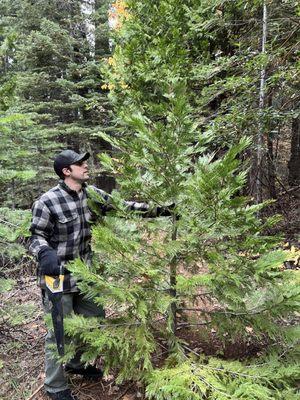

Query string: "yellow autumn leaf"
[[108, 57, 116, 67]]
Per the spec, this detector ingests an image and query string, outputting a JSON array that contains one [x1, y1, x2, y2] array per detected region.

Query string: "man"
[[29, 150, 166, 400]]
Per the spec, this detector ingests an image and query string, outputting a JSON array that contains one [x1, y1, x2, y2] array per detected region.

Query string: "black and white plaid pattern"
[[29, 180, 150, 292]]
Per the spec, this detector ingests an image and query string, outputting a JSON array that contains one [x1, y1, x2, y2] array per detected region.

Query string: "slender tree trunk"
[[169, 215, 178, 336], [4, 55, 9, 73], [267, 134, 277, 199], [253, 1, 268, 204], [11, 179, 15, 210], [266, 96, 276, 199], [288, 118, 300, 186], [81, 0, 96, 58]]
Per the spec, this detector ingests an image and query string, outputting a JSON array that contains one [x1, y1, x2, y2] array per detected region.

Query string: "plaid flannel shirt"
[[29, 180, 152, 293]]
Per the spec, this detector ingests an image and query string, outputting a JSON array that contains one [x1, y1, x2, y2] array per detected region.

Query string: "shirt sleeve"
[[88, 186, 171, 218], [88, 186, 114, 215], [28, 200, 54, 257]]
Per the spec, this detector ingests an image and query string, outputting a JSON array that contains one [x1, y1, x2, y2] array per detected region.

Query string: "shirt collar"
[[58, 180, 87, 197]]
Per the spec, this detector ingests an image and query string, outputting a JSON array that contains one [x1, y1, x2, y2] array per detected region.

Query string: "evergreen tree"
[[65, 1, 299, 397]]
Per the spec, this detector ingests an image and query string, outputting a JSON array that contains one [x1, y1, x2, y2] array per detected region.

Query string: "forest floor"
[[0, 275, 141, 400], [1, 193, 299, 400]]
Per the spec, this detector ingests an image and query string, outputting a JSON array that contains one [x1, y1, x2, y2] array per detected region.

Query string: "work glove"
[[38, 247, 61, 276], [157, 203, 180, 219]]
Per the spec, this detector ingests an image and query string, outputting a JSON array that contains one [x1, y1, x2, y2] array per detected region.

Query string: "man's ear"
[[62, 167, 71, 177]]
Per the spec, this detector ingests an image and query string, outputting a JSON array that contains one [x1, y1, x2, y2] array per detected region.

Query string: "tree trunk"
[[251, 1, 268, 204], [288, 118, 300, 186], [81, 0, 96, 58], [266, 95, 276, 199], [169, 216, 178, 336], [267, 133, 277, 199], [11, 179, 15, 210]]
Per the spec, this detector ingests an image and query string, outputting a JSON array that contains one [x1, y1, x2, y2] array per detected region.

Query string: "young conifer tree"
[[66, 1, 299, 398]]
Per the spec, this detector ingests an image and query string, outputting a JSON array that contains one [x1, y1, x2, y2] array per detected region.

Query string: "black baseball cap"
[[54, 150, 90, 177]]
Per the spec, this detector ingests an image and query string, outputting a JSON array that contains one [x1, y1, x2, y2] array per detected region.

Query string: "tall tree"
[[65, 1, 299, 398], [254, 0, 268, 204]]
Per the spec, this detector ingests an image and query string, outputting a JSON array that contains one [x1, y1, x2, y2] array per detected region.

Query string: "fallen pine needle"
[[115, 383, 135, 400], [26, 383, 44, 400], [74, 380, 104, 392]]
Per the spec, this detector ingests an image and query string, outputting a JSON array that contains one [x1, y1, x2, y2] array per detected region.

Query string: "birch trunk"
[[81, 0, 96, 58], [255, 1, 268, 204]]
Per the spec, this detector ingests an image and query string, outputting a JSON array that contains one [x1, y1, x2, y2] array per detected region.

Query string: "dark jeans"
[[42, 291, 104, 393]]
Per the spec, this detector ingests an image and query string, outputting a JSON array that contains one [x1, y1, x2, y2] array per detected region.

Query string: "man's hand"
[[157, 203, 179, 219], [38, 247, 61, 276]]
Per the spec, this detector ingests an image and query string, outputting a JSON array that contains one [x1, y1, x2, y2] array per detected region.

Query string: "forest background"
[[0, 0, 299, 399]]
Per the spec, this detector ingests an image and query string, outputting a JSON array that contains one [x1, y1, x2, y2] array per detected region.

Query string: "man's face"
[[63, 160, 89, 183]]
